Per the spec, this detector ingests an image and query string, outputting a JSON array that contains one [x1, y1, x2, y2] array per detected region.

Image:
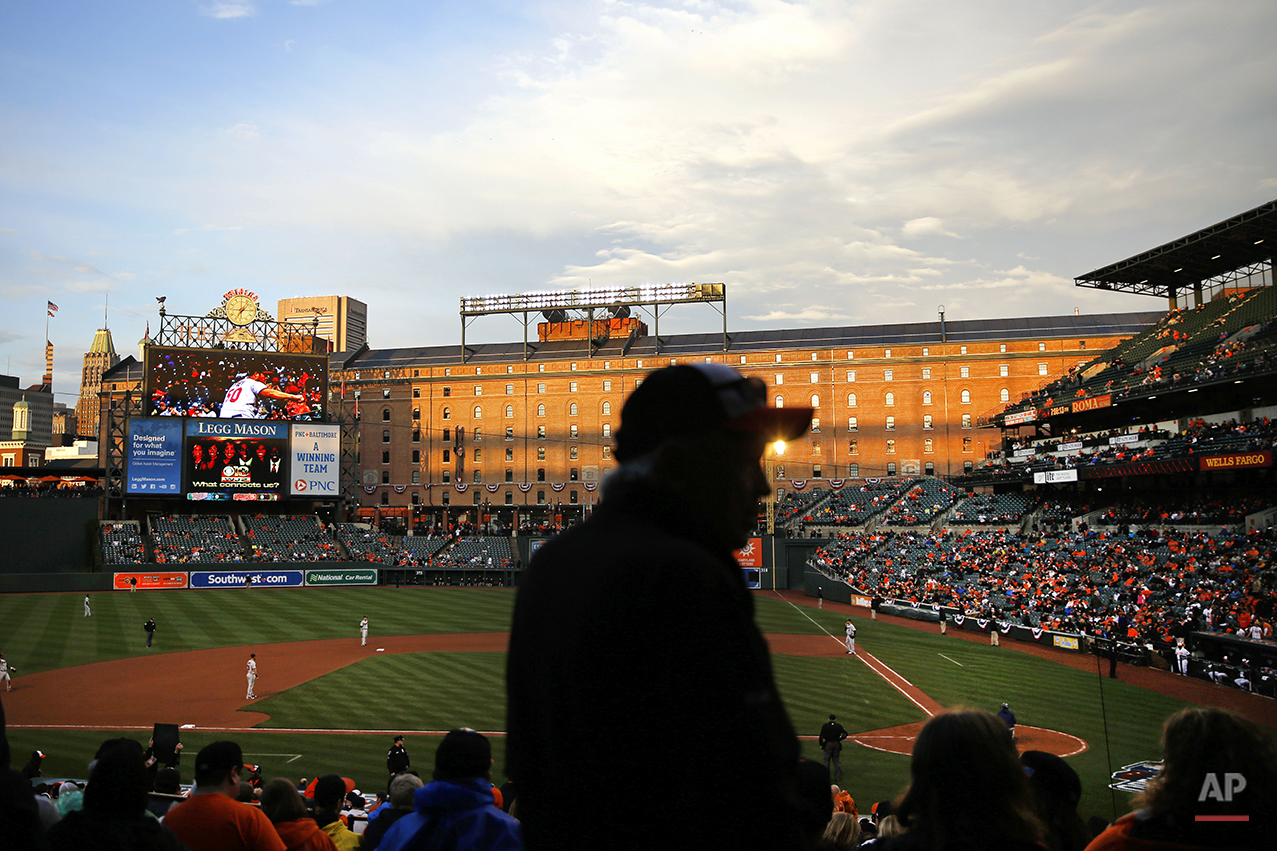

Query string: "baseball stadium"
[[2, 200, 1276, 844]]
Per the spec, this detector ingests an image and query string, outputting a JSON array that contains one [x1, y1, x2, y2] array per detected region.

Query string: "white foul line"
[[938, 653, 964, 667]]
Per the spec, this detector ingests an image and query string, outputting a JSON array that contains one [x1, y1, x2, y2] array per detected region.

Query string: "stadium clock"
[[225, 294, 259, 325]]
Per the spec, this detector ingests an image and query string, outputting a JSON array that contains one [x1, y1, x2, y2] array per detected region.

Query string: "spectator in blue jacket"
[[378, 729, 522, 851]]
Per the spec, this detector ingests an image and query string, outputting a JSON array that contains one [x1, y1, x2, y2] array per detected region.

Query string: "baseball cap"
[[195, 741, 243, 776], [435, 728, 491, 779], [614, 364, 812, 461]]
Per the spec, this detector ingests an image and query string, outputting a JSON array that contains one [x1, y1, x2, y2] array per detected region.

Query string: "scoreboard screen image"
[[184, 420, 290, 501], [145, 346, 327, 421]]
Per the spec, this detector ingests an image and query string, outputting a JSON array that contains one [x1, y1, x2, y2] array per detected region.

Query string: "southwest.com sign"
[[291, 424, 340, 497], [190, 571, 305, 588]]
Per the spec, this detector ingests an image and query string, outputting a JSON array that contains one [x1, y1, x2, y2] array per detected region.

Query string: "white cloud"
[[902, 217, 958, 239], [225, 122, 260, 140], [200, 2, 256, 19]]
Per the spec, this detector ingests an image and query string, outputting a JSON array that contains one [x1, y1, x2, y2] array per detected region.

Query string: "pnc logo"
[[294, 479, 307, 492]]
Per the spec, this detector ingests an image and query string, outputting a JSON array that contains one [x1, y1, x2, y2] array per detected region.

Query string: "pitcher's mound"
[[852, 722, 1087, 757]]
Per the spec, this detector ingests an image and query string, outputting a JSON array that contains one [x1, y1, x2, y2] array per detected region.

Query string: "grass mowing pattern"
[[3, 587, 1253, 822]]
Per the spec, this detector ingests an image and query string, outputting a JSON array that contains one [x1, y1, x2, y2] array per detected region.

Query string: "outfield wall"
[[0, 498, 99, 574]]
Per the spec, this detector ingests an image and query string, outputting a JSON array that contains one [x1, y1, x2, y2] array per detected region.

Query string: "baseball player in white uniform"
[[360, 616, 369, 646], [1175, 642, 1190, 675], [220, 372, 302, 419], [0, 654, 13, 691], [246, 653, 258, 699], [84, 595, 91, 617], [845, 619, 856, 655]]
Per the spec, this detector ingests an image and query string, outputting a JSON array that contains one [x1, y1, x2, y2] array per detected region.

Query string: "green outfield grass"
[[0, 586, 1226, 822]]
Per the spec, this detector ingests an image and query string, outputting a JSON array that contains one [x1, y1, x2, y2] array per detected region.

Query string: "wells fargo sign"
[[1200, 451, 1272, 471], [1071, 394, 1112, 413]]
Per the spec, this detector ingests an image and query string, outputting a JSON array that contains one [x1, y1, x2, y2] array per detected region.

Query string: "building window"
[[601, 401, 611, 415], [922, 390, 932, 405], [602, 446, 611, 460], [1038, 363, 1048, 375], [569, 381, 578, 393], [847, 370, 856, 382], [810, 372, 819, 383], [960, 390, 970, 404], [537, 468, 545, 481], [810, 418, 820, 433], [443, 428, 450, 442], [569, 402, 578, 416], [775, 396, 784, 408], [775, 354, 782, 363], [411, 450, 420, 463], [382, 450, 390, 464], [848, 417, 858, 431], [505, 384, 514, 395], [537, 382, 546, 394], [537, 447, 546, 461], [473, 470, 482, 483], [412, 429, 421, 443], [569, 424, 578, 438], [602, 423, 611, 437], [537, 490, 545, 504], [413, 387, 421, 398], [775, 374, 784, 385], [382, 430, 390, 444], [884, 348, 892, 358], [963, 437, 972, 452], [505, 427, 514, 440], [442, 407, 451, 420], [539, 364, 545, 372], [603, 379, 612, 391], [475, 367, 482, 375], [506, 447, 514, 462], [960, 366, 970, 378], [775, 465, 785, 480], [924, 438, 934, 453], [537, 425, 546, 439], [570, 446, 578, 460], [848, 393, 857, 407], [505, 469, 514, 482], [538, 404, 546, 417], [1000, 388, 1010, 403], [924, 461, 934, 475], [886, 462, 897, 476], [923, 415, 933, 430], [1000, 344, 1007, 353], [848, 463, 859, 477], [963, 460, 974, 473], [884, 369, 893, 381], [412, 471, 421, 485], [443, 386, 451, 396], [1079, 340, 1087, 349], [505, 405, 514, 418], [382, 408, 391, 422], [848, 440, 858, 454], [570, 468, 579, 481], [811, 394, 820, 408], [382, 388, 391, 398], [886, 439, 896, 454], [473, 448, 481, 461], [999, 364, 1009, 377], [886, 416, 895, 431], [507, 365, 514, 373], [570, 491, 579, 505], [474, 386, 482, 396], [473, 405, 482, 418], [846, 350, 854, 359], [812, 465, 822, 478], [381, 471, 390, 484], [960, 346, 968, 354], [412, 407, 420, 420], [473, 428, 481, 441], [1039, 342, 1046, 351], [884, 392, 894, 407], [962, 414, 972, 428], [570, 362, 577, 371], [922, 347, 929, 356]]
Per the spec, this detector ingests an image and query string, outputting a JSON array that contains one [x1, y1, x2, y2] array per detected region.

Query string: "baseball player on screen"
[[220, 371, 303, 419]]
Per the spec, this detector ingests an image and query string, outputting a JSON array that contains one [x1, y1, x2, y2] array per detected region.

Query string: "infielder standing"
[[0, 653, 13, 691], [360, 616, 369, 646], [246, 652, 258, 699], [845, 619, 856, 655]]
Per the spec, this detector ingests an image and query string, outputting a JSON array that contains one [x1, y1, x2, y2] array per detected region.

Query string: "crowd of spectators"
[[151, 515, 245, 564], [100, 522, 147, 564], [245, 515, 343, 562]]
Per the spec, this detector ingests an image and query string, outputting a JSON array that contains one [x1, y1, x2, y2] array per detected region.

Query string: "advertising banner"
[[1003, 410, 1037, 426], [185, 419, 289, 499], [1058, 441, 1083, 452], [290, 424, 340, 497], [1109, 433, 1140, 445], [127, 418, 184, 495], [1071, 394, 1112, 414], [1053, 635, 1080, 650], [190, 570, 305, 588], [1199, 451, 1272, 471], [113, 572, 189, 590], [734, 537, 763, 568], [305, 569, 378, 586]]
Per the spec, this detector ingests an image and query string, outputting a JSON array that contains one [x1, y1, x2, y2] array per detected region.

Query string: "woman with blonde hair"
[[822, 811, 863, 850], [260, 777, 337, 851], [1085, 707, 1275, 851], [877, 709, 1044, 851]]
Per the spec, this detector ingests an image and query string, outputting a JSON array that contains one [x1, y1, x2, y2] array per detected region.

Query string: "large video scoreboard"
[[128, 343, 337, 500]]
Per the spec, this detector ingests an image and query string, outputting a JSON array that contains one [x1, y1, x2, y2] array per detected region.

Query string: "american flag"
[[47, 300, 59, 317]]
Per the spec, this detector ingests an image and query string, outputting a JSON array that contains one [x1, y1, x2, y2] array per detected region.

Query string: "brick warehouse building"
[[333, 309, 1161, 528]]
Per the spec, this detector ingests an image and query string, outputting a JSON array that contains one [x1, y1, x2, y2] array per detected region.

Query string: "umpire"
[[819, 714, 848, 782]]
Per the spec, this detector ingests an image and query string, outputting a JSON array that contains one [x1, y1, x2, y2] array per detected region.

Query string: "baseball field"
[[3, 585, 1272, 823]]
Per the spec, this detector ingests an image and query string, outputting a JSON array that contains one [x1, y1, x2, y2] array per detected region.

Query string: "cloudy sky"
[[2, 0, 1275, 404]]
